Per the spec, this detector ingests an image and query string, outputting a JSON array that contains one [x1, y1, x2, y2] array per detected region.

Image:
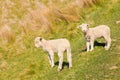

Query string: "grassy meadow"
[[0, 0, 120, 80]]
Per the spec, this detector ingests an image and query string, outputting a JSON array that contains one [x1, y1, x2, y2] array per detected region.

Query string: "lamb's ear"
[[39, 37, 42, 41], [87, 24, 89, 27], [87, 24, 89, 28]]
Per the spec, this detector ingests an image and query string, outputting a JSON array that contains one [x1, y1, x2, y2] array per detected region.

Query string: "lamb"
[[77, 23, 111, 52], [34, 37, 72, 71]]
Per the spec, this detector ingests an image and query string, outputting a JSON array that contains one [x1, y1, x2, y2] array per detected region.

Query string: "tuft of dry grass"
[[83, 0, 97, 7], [21, 1, 52, 34], [109, 65, 118, 70], [0, 25, 15, 43], [0, 60, 8, 71]]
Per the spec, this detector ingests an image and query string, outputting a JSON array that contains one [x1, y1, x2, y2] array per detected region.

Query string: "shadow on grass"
[[94, 41, 105, 47], [55, 61, 69, 69], [81, 41, 106, 52]]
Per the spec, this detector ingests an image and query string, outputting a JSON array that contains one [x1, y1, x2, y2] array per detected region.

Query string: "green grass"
[[0, 0, 120, 80]]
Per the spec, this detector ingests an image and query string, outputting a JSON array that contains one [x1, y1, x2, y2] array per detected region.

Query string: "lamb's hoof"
[[69, 66, 72, 69], [58, 68, 62, 72], [51, 65, 54, 68], [105, 47, 109, 50], [105, 46, 109, 50], [87, 50, 89, 52], [90, 49, 93, 52]]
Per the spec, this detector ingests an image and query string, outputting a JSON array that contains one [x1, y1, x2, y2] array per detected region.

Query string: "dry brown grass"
[[111, 0, 118, 3], [0, 60, 8, 70], [0, 0, 103, 41], [21, 3, 52, 34], [20, 0, 102, 34], [0, 25, 15, 43]]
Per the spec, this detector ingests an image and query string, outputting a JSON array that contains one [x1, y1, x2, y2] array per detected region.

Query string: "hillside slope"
[[0, 0, 120, 80]]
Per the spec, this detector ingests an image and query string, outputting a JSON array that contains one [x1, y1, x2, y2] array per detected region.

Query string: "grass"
[[0, 0, 120, 80]]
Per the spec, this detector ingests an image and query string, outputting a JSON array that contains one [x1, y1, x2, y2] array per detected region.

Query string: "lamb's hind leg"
[[104, 36, 111, 50], [58, 52, 63, 71], [67, 48, 72, 68]]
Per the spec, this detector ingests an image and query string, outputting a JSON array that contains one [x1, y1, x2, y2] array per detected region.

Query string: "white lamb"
[[77, 23, 111, 52], [34, 37, 72, 71]]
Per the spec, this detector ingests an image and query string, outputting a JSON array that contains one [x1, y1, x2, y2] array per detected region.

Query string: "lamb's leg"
[[105, 37, 111, 50], [104, 36, 111, 50], [90, 40, 94, 51], [86, 42, 90, 52], [67, 48, 72, 68], [48, 54, 52, 65], [58, 52, 63, 71], [49, 51, 54, 67]]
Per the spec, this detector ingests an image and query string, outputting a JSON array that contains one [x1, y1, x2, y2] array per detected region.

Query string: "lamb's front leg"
[[86, 42, 90, 52], [49, 51, 54, 67], [48, 54, 52, 66], [90, 40, 94, 51], [58, 52, 63, 71]]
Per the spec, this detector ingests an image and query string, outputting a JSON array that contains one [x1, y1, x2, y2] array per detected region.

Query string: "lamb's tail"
[[67, 47, 72, 68]]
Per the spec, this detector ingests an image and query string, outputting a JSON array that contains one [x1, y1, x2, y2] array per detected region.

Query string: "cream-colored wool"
[[77, 23, 111, 52], [34, 37, 72, 71]]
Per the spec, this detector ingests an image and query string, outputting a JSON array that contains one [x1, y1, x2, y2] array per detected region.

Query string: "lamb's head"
[[34, 37, 43, 48], [77, 23, 89, 33]]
